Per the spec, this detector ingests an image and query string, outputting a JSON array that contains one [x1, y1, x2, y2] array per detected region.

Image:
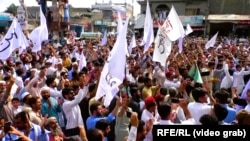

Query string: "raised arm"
[[0, 77, 15, 108]]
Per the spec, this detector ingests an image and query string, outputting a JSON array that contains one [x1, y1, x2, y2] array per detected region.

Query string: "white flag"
[[163, 6, 185, 41], [101, 30, 107, 46], [29, 6, 48, 52], [178, 37, 183, 53], [116, 11, 123, 35], [152, 27, 172, 67], [128, 34, 136, 54], [19, 29, 29, 55], [142, 0, 154, 53], [78, 51, 87, 71], [205, 32, 218, 49], [185, 24, 193, 35], [0, 18, 29, 60], [95, 18, 129, 107]]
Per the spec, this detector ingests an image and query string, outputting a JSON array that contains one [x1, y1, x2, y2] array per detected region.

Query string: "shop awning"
[[0, 13, 13, 21], [208, 14, 250, 23], [134, 15, 204, 29]]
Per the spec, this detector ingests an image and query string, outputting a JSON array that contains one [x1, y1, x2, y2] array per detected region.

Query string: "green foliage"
[[5, 3, 18, 16]]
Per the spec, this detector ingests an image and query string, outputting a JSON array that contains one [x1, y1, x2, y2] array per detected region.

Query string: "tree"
[[5, 4, 18, 16]]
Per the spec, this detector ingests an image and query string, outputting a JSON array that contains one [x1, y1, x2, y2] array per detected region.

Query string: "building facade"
[[137, 0, 250, 36], [136, 0, 206, 36], [91, 2, 134, 34]]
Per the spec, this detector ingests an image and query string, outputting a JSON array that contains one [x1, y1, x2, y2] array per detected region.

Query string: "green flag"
[[194, 64, 203, 84], [188, 64, 195, 77]]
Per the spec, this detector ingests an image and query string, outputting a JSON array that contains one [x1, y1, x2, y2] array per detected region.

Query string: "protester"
[[1, 3, 250, 141]]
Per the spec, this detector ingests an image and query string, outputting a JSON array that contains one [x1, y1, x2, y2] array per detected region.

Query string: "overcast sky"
[[0, 0, 141, 16]]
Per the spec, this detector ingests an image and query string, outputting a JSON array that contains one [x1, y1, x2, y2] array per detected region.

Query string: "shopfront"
[[208, 14, 250, 36]]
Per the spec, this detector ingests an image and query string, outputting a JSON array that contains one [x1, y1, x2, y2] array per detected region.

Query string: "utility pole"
[[204, 0, 209, 38]]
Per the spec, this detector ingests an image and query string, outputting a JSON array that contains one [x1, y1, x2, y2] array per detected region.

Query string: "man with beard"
[[0, 81, 6, 92], [45, 117, 65, 141], [0, 77, 15, 123], [41, 86, 62, 123], [62, 72, 89, 139], [95, 119, 111, 141], [45, 74, 65, 99]]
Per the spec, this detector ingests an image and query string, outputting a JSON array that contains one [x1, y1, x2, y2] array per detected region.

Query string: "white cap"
[[45, 117, 57, 126], [21, 92, 30, 100], [30, 68, 37, 72], [46, 59, 53, 64], [40, 86, 50, 92], [0, 81, 6, 84]]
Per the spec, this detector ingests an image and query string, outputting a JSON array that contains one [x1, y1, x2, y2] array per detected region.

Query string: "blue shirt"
[[41, 97, 62, 122], [68, 70, 74, 80], [4, 123, 49, 141], [86, 113, 115, 130], [223, 104, 236, 123]]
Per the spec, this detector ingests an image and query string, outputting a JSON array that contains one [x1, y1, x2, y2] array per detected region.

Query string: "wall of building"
[[139, 0, 206, 16], [209, 0, 250, 14]]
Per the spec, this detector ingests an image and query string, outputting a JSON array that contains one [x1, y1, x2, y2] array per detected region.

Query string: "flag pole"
[[124, 55, 129, 95]]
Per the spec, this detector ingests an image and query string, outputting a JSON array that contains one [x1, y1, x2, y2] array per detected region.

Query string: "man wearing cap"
[[21, 92, 33, 113], [0, 77, 15, 123], [25, 66, 46, 98], [164, 71, 181, 89], [54, 59, 68, 79], [0, 81, 6, 92], [41, 86, 62, 125], [141, 96, 158, 141], [45, 60, 56, 76], [68, 62, 78, 80], [45, 117, 65, 141]]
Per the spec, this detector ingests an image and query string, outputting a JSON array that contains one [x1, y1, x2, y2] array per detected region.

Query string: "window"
[[185, 8, 200, 15]]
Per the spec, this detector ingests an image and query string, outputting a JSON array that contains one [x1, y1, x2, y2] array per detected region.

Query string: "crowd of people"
[[0, 27, 250, 141]]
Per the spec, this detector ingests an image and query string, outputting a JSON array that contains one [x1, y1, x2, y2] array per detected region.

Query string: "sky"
[[0, 0, 141, 16]]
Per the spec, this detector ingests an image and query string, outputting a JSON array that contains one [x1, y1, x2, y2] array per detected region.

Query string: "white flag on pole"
[[116, 11, 123, 35], [78, 51, 87, 71], [163, 6, 185, 41], [96, 18, 129, 107], [152, 27, 172, 67], [29, 6, 48, 52], [128, 34, 136, 54], [101, 30, 107, 46], [185, 24, 193, 36], [0, 18, 29, 60], [178, 37, 183, 53], [205, 32, 218, 49], [142, 0, 154, 53]]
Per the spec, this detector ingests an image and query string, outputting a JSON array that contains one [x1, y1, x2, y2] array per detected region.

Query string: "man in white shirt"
[[164, 71, 181, 89], [141, 96, 158, 141], [53, 39, 62, 49], [45, 61, 56, 76], [157, 100, 195, 125], [188, 88, 213, 124], [233, 64, 250, 95], [14, 69, 25, 96], [62, 73, 88, 139], [220, 63, 233, 89]]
